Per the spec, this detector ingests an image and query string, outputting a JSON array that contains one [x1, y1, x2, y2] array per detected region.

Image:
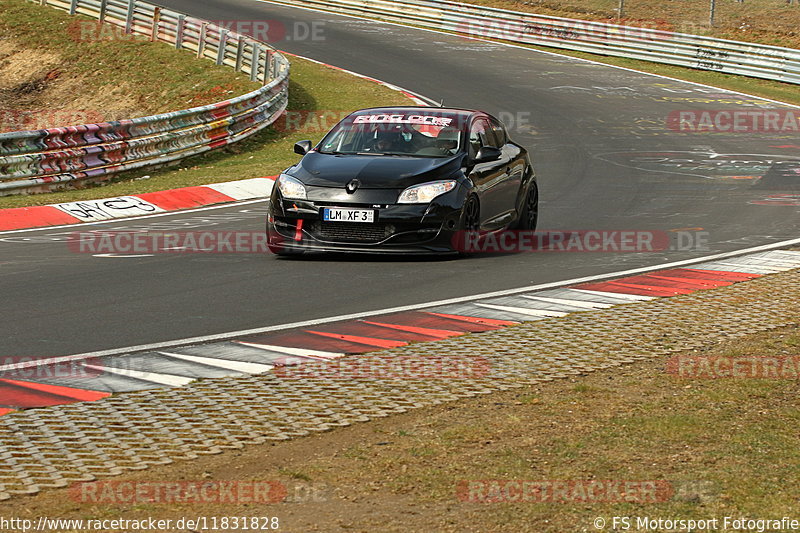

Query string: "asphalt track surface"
[[2, 0, 799, 359]]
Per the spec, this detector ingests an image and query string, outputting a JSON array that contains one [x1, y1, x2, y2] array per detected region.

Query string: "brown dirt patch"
[[0, 38, 149, 132], [0, 41, 62, 92]]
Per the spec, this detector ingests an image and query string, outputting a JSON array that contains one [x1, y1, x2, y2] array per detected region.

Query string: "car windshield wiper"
[[355, 152, 419, 157]]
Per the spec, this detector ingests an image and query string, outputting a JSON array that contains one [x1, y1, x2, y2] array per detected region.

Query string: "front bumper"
[[267, 192, 465, 254]]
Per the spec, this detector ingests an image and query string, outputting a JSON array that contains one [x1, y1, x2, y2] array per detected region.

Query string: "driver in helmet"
[[435, 128, 460, 155], [372, 130, 401, 153]]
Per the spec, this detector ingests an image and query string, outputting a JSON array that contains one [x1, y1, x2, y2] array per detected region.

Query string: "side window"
[[468, 119, 497, 157], [489, 117, 507, 147]]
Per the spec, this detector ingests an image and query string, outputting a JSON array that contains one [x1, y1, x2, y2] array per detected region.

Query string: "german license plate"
[[322, 207, 375, 223]]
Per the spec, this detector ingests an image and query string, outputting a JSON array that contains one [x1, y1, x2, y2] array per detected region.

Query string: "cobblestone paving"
[[1, 268, 798, 501]]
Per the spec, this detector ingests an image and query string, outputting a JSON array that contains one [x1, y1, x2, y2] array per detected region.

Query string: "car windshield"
[[317, 112, 465, 157]]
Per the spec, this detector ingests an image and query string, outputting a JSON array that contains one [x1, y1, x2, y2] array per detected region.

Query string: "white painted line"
[[738, 257, 800, 267], [743, 257, 800, 269], [282, 52, 437, 106], [766, 250, 800, 258], [689, 263, 776, 274], [257, 0, 800, 110], [0, 198, 267, 236], [474, 303, 568, 318], [738, 250, 800, 260], [93, 254, 155, 258], [569, 289, 655, 301], [704, 262, 790, 272], [158, 351, 274, 374], [5, 240, 799, 371], [82, 364, 194, 387], [235, 341, 343, 360], [206, 178, 275, 200], [520, 295, 613, 309]]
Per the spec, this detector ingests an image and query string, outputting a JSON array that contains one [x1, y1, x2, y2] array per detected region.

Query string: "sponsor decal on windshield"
[[354, 114, 453, 126]]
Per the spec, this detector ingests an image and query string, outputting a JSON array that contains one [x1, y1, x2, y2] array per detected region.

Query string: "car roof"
[[350, 107, 484, 119]]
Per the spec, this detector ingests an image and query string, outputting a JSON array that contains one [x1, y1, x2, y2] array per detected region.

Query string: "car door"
[[466, 117, 513, 229], [489, 116, 525, 221]]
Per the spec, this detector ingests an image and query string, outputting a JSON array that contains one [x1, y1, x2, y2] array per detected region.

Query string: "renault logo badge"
[[346, 179, 360, 194]]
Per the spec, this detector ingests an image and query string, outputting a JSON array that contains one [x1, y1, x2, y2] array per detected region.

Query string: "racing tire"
[[515, 183, 538, 231]]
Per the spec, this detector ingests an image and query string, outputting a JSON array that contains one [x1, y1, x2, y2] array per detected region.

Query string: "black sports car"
[[266, 107, 538, 255]]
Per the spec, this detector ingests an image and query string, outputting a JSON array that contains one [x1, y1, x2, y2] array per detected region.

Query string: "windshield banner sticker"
[[354, 114, 453, 126]]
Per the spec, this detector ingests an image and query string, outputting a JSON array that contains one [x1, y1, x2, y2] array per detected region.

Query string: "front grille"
[[315, 222, 391, 243]]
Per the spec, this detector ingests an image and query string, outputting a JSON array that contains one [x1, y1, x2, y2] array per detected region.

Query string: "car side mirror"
[[473, 146, 502, 163], [294, 140, 313, 155]]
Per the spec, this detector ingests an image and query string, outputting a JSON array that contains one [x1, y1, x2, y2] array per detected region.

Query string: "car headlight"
[[398, 180, 457, 204], [276, 173, 307, 200]]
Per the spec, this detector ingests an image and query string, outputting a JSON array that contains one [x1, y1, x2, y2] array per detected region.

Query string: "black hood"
[[291, 151, 463, 189]]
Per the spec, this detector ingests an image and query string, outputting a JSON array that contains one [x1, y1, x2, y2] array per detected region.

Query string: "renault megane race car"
[[266, 107, 538, 255]]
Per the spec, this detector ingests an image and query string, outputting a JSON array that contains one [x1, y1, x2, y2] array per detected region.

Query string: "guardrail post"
[[235, 39, 245, 72], [99, 0, 107, 22], [267, 53, 275, 84], [197, 22, 208, 58], [69, 0, 77, 15], [216, 30, 229, 65], [272, 53, 283, 83], [264, 50, 272, 82], [151, 6, 161, 41], [250, 44, 260, 82], [175, 15, 185, 49], [125, 0, 136, 34]]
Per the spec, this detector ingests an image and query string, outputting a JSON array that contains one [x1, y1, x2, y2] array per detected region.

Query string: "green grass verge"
[[453, 0, 800, 105], [4, 323, 798, 532], [515, 43, 800, 107], [0, 56, 413, 209], [0, 0, 260, 114], [4, 0, 798, 210], [0, 0, 411, 209], [298, 325, 800, 531], [388, 11, 800, 108], [460, 0, 800, 49], [0, 13, 411, 208]]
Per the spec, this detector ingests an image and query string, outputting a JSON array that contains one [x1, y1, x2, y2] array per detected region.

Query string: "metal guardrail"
[[266, 0, 800, 85], [0, 0, 290, 195]]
